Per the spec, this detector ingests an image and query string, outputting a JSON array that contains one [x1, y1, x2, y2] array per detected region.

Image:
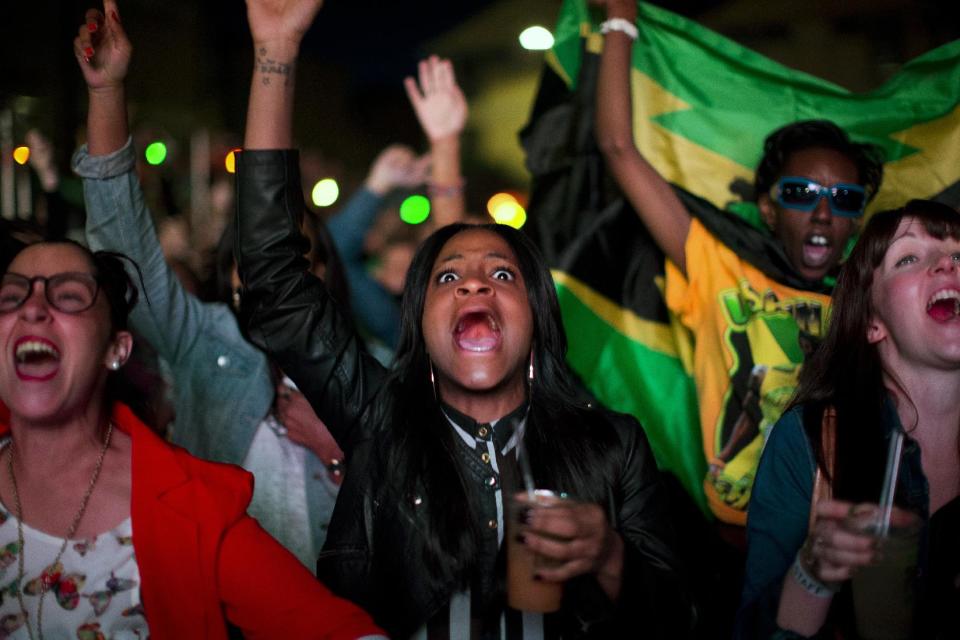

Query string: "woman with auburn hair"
[[738, 199, 960, 638]]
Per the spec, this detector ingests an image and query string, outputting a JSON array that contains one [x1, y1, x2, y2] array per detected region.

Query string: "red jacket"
[[0, 402, 384, 640]]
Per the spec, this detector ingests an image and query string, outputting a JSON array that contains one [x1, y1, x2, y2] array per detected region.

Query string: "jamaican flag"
[[521, 0, 960, 517]]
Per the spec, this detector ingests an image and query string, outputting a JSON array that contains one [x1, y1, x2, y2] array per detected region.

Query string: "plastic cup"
[[506, 490, 567, 612], [846, 504, 921, 640]]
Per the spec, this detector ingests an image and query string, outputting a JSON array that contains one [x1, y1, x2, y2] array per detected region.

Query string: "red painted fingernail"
[[111, 10, 121, 24], [87, 21, 98, 33], [84, 47, 94, 58]]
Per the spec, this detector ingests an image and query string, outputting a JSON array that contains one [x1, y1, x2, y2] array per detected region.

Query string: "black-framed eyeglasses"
[[0, 272, 100, 314]]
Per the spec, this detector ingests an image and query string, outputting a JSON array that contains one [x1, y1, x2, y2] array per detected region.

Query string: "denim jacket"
[[74, 139, 337, 558]]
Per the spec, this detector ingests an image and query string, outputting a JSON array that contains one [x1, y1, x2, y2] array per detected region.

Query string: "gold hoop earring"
[[429, 360, 438, 401]]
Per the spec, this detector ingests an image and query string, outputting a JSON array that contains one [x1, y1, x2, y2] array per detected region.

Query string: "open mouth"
[[453, 311, 502, 353], [13, 337, 61, 381], [926, 289, 960, 323], [801, 233, 831, 268]]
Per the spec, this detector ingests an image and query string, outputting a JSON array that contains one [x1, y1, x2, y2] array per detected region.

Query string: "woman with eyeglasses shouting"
[[0, 244, 384, 638], [593, 0, 885, 535]]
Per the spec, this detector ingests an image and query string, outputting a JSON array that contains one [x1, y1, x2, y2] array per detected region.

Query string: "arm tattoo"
[[256, 47, 293, 86]]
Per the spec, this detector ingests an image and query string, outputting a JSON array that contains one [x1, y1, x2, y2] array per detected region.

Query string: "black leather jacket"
[[236, 150, 694, 638]]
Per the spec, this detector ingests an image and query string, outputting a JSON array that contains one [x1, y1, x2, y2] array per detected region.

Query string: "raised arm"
[[75, 1, 236, 376], [236, 0, 388, 448], [243, 0, 323, 149], [404, 56, 467, 227], [73, 0, 131, 156], [594, 0, 691, 275], [328, 145, 428, 349]]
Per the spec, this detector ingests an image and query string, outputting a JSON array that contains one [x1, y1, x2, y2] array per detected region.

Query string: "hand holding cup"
[[508, 491, 624, 611]]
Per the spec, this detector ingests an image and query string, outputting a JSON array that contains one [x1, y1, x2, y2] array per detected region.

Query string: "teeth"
[[926, 289, 960, 310], [808, 235, 828, 247], [15, 341, 60, 362], [456, 312, 499, 333]]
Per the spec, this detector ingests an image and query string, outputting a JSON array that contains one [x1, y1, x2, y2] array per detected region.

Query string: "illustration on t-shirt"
[[706, 279, 825, 511]]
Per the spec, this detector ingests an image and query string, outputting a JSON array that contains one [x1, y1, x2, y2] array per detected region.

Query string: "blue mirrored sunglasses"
[[774, 176, 867, 218]]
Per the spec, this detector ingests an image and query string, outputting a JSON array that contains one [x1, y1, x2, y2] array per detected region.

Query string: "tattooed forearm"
[[256, 47, 294, 86]]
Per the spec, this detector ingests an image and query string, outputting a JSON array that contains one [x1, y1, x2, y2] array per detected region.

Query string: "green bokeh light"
[[145, 141, 167, 166], [399, 194, 431, 225]]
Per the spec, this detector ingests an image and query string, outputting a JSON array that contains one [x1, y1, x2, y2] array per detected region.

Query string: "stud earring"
[[110, 360, 121, 371], [528, 351, 534, 383]]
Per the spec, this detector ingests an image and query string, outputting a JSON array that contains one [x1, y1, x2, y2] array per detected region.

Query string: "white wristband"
[[790, 554, 837, 598], [600, 17, 639, 41]]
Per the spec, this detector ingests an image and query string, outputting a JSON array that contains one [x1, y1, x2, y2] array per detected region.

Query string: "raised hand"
[[364, 145, 431, 196], [25, 130, 58, 192], [246, 0, 324, 47], [800, 500, 885, 585], [274, 381, 344, 484], [404, 56, 468, 142], [73, 0, 131, 91]]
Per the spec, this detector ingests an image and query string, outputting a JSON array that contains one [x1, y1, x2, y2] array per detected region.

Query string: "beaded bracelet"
[[790, 553, 837, 598], [427, 180, 465, 198], [599, 17, 639, 41]]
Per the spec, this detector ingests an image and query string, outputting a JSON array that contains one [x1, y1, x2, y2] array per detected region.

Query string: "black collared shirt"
[[415, 402, 559, 639]]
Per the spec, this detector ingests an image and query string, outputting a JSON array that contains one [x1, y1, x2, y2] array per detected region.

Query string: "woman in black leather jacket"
[[234, 1, 692, 637]]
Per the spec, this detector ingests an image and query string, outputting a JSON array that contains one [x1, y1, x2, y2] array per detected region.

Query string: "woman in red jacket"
[[0, 239, 385, 638]]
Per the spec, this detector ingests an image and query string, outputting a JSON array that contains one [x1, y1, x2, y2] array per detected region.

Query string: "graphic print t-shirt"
[[666, 218, 831, 525]]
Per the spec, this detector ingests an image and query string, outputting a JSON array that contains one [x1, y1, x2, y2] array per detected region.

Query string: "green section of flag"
[[556, 282, 707, 513], [527, 0, 960, 517], [552, 0, 960, 169]]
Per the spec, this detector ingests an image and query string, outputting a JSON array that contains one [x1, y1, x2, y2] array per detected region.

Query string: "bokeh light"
[[225, 148, 241, 174], [519, 26, 554, 51], [492, 201, 527, 229], [311, 178, 339, 207], [145, 141, 167, 166], [13, 146, 30, 165], [486, 192, 518, 217], [399, 194, 431, 225]]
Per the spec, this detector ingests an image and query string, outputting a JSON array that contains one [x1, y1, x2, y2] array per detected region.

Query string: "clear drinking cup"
[[846, 503, 921, 640], [506, 490, 569, 613]]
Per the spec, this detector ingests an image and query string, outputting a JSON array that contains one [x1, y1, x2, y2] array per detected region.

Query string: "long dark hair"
[[791, 199, 960, 501], [380, 223, 617, 587], [216, 212, 351, 318]]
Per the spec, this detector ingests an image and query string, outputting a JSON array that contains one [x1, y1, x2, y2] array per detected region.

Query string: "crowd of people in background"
[[0, 0, 958, 638]]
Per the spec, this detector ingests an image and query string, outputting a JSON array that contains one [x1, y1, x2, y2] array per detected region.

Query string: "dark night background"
[[2, 0, 959, 218]]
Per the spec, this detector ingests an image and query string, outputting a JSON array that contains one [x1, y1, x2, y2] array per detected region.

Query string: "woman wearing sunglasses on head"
[[594, 0, 885, 531], [0, 242, 385, 639], [736, 199, 960, 638]]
